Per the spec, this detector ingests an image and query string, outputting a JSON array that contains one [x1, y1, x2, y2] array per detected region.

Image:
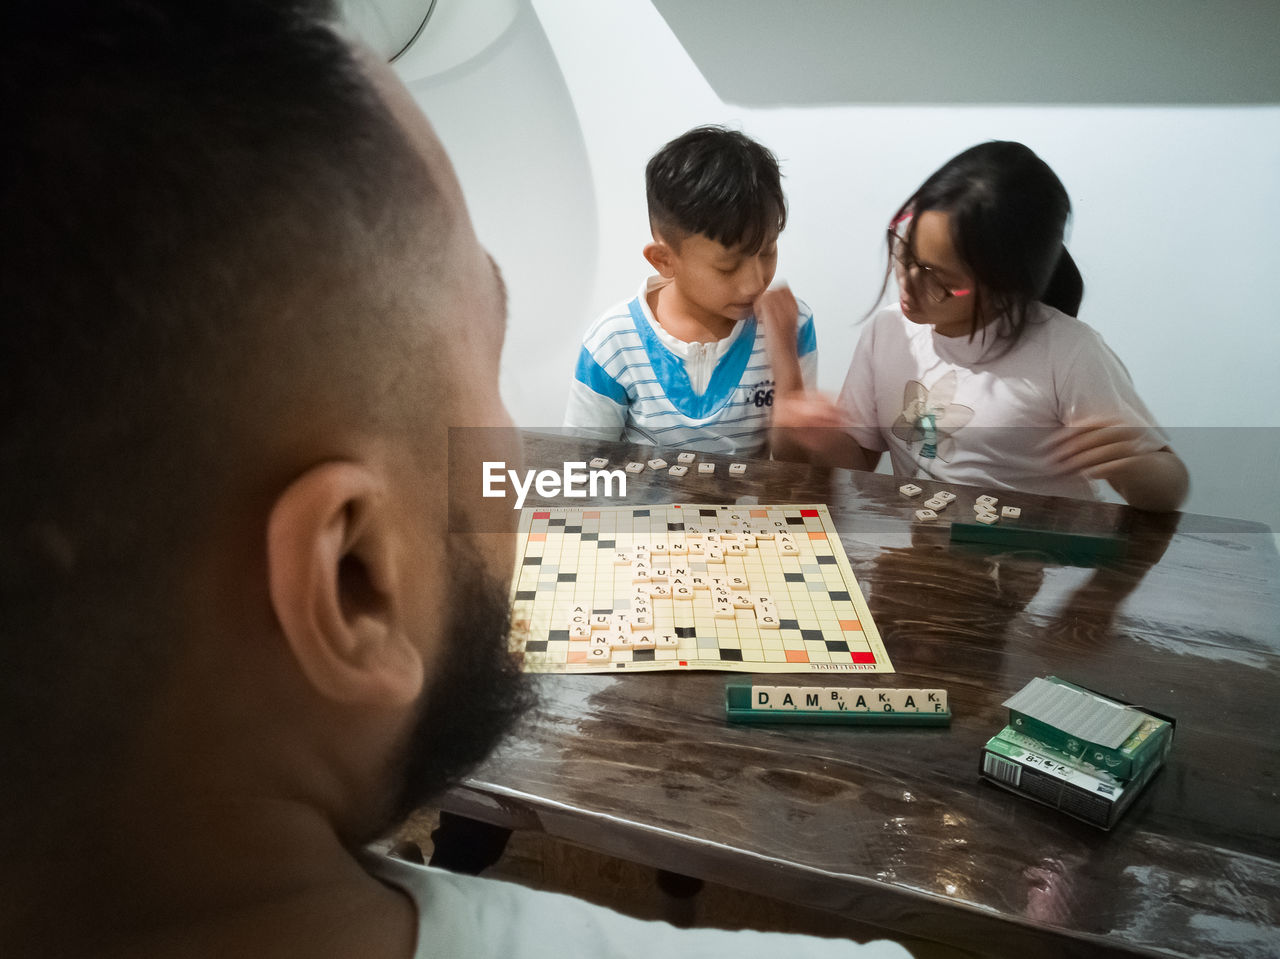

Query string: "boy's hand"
[[755, 285, 799, 343]]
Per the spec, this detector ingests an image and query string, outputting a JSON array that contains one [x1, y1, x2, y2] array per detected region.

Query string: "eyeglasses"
[[887, 225, 972, 304]]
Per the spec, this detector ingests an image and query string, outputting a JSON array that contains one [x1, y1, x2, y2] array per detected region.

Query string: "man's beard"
[[378, 551, 537, 834]]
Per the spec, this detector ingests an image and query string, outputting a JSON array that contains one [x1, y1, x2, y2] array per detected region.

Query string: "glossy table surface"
[[440, 432, 1280, 959]]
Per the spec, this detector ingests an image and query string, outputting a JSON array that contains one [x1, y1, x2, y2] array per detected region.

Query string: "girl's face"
[[896, 210, 978, 338]]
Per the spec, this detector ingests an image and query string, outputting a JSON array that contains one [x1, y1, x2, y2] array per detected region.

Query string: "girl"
[[767, 141, 1187, 511]]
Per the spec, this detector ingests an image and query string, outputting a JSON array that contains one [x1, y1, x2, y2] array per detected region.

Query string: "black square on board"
[[522, 556, 542, 565], [828, 591, 851, 602], [667, 522, 685, 531], [675, 626, 696, 638], [598, 540, 615, 549], [524, 640, 548, 652], [817, 556, 837, 565], [564, 525, 582, 534], [557, 573, 577, 583], [786, 516, 805, 525], [718, 648, 744, 662], [632, 649, 656, 662], [582, 532, 598, 541], [633, 509, 650, 517], [825, 640, 850, 653], [547, 630, 569, 642], [700, 508, 717, 517], [801, 628, 825, 643], [514, 590, 536, 601], [548, 518, 566, 527], [784, 572, 804, 582], [779, 619, 800, 630]]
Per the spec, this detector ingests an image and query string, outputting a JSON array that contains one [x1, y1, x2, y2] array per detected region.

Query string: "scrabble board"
[[508, 504, 893, 673]]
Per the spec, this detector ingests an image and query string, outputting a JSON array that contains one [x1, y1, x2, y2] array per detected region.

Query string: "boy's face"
[[662, 231, 779, 324]]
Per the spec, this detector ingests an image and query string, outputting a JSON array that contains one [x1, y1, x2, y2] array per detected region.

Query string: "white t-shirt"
[[838, 303, 1168, 499], [367, 855, 912, 958]]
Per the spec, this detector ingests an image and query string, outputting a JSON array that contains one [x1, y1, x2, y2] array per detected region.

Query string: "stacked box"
[[979, 677, 1174, 829]]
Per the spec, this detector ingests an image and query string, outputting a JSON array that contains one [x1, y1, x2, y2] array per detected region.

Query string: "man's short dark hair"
[[0, 0, 437, 836], [645, 125, 786, 253]]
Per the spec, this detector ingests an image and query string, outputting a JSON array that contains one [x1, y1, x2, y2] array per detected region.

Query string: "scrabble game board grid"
[[509, 504, 893, 673]]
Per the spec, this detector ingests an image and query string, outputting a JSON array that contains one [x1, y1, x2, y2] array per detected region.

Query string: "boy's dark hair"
[[0, 0, 435, 839], [646, 125, 786, 254], [886, 140, 1083, 352]]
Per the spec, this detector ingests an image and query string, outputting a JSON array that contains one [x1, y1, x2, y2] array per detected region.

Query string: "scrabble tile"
[[677, 452, 696, 464], [924, 496, 949, 510], [698, 462, 715, 474], [899, 483, 923, 498], [588, 457, 609, 469], [624, 462, 644, 474], [1001, 506, 1022, 519], [751, 685, 781, 710], [935, 491, 957, 504], [915, 508, 938, 522], [646, 458, 668, 471], [729, 463, 747, 476], [975, 512, 999, 525], [975, 494, 999, 507], [668, 465, 689, 477]]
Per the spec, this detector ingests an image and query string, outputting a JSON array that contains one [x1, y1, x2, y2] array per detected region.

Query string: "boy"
[[564, 126, 817, 456]]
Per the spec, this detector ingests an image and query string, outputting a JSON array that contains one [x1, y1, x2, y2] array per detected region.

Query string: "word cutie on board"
[[508, 504, 893, 673]]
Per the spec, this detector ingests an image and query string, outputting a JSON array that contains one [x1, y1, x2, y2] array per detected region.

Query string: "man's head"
[[1, 0, 530, 858], [643, 125, 786, 325]]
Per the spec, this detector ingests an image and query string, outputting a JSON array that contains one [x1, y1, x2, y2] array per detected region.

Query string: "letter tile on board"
[[753, 685, 778, 709]]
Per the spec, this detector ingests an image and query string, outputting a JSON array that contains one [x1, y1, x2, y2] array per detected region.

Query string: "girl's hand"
[[1046, 417, 1189, 511], [1045, 417, 1159, 480], [773, 390, 849, 435], [770, 391, 879, 470]]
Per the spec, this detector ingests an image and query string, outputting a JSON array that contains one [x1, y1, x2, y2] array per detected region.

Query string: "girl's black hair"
[[884, 141, 1083, 351]]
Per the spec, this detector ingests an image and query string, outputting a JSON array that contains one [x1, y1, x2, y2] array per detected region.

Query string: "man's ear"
[[265, 461, 426, 708], [643, 238, 677, 278]]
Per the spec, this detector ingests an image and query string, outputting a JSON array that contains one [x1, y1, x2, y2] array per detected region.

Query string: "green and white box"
[[980, 724, 1172, 830]]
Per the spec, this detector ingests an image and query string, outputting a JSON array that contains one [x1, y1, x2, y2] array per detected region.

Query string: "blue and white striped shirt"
[[564, 278, 818, 456]]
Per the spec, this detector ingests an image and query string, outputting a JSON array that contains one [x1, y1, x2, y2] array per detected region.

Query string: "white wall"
[[392, 0, 1280, 527]]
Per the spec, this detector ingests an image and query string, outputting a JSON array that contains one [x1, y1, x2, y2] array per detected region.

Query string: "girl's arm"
[[769, 391, 882, 469], [1048, 418, 1190, 512]]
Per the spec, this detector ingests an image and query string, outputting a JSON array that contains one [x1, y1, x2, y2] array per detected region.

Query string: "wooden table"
[[440, 432, 1280, 959]]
